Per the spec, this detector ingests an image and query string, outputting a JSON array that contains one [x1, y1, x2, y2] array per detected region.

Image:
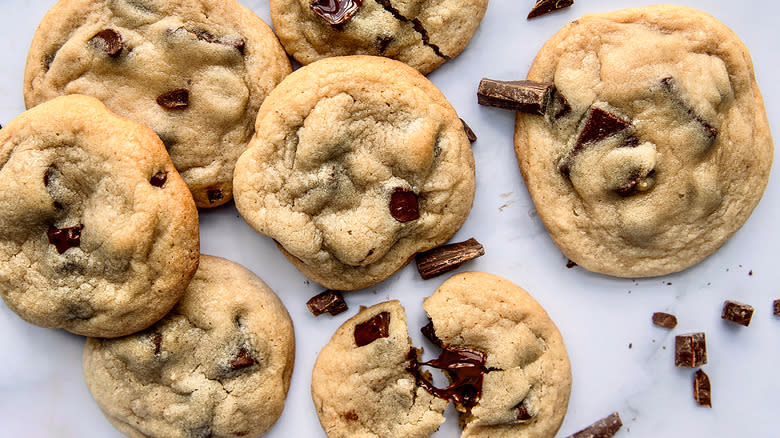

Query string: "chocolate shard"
[[420, 320, 442, 347], [354, 311, 390, 347], [675, 332, 707, 367], [406, 346, 488, 410], [721, 300, 754, 327], [90, 29, 123, 57], [566, 259, 577, 268], [156, 88, 189, 109], [774, 299, 780, 316], [310, 0, 364, 27], [527, 0, 574, 19], [375, 35, 394, 54], [549, 90, 572, 120], [576, 106, 631, 146], [652, 312, 678, 329], [477, 79, 555, 115], [230, 347, 257, 370], [47, 224, 84, 254], [306, 290, 348, 316], [389, 187, 420, 222], [415, 238, 485, 280], [187, 28, 245, 54], [693, 368, 712, 408], [567, 412, 622, 438], [207, 188, 224, 204], [660, 76, 718, 142], [460, 118, 478, 143], [151, 333, 163, 355], [150, 171, 167, 188]]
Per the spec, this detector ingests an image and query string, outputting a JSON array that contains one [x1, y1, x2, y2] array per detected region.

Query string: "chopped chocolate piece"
[[460, 118, 477, 143], [576, 106, 631, 146], [389, 187, 420, 222], [407, 345, 487, 410], [47, 224, 84, 254], [693, 368, 712, 407], [420, 320, 442, 347], [207, 188, 224, 204], [527, 0, 574, 19], [566, 259, 577, 268], [516, 402, 533, 421], [354, 311, 390, 347], [477, 79, 555, 115], [675, 332, 707, 367], [156, 88, 189, 109], [188, 28, 245, 54], [150, 171, 167, 187], [306, 290, 348, 316], [230, 347, 257, 370], [774, 299, 780, 316], [721, 300, 754, 326], [151, 333, 163, 355], [652, 312, 678, 329], [660, 76, 718, 142], [310, 0, 364, 27], [90, 29, 123, 57], [567, 412, 622, 438], [550, 91, 572, 120], [375, 35, 394, 53], [415, 238, 485, 279]]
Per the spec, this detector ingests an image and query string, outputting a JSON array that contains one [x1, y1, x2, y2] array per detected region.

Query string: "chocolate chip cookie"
[[0, 95, 199, 338], [233, 56, 476, 290], [83, 255, 295, 438], [514, 5, 774, 277], [24, 0, 292, 207], [270, 0, 489, 74]]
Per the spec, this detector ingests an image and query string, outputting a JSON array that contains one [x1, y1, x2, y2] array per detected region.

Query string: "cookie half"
[[514, 5, 773, 277], [0, 95, 199, 338], [233, 56, 476, 290], [83, 255, 295, 438], [24, 0, 292, 207], [270, 0, 489, 75]]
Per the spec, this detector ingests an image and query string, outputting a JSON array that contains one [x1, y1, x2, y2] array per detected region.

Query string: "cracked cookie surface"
[[270, 0, 489, 74], [233, 56, 475, 290], [0, 95, 199, 338], [24, 0, 291, 207], [514, 5, 773, 277], [83, 255, 295, 438]]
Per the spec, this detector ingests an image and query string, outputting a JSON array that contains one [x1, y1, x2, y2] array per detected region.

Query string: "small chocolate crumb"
[[230, 347, 257, 370], [150, 171, 167, 187], [567, 412, 622, 438], [354, 311, 390, 347], [310, 0, 364, 26], [306, 290, 348, 316], [652, 312, 677, 329], [721, 300, 754, 327], [460, 118, 478, 143], [420, 320, 442, 347], [675, 333, 707, 367], [90, 29, 123, 57], [151, 333, 163, 355], [156, 88, 189, 109], [207, 188, 224, 204], [774, 300, 780, 316], [749, 270, 753, 276], [628, 343, 632, 349], [477, 78, 555, 115], [389, 187, 419, 222], [527, 0, 574, 19], [693, 368, 712, 407], [47, 224, 84, 254], [566, 259, 577, 268], [415, 238, 484, 280]]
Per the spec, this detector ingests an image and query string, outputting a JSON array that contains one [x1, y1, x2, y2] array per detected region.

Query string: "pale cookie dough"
[[0, 95, 199, 338], [270, 0, 489, 75], [514, 5, 773, 277], [24, 0, 291, 207], [83, 255, 295, 438], [233, 56, 476, 290]]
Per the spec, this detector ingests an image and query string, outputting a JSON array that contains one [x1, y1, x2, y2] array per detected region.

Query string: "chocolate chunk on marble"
[[567, 411, 622, 438], [527, 0, 574, 19], [693, 368, 712, 407], [47, 224, 84, 254], [675, 332, 707, 367], [477, 79, 555, 115], [652, 312, 678, 329], [415, 238, 484, 279], [307, 290, 348, 316], [721, 300, 754, 326]]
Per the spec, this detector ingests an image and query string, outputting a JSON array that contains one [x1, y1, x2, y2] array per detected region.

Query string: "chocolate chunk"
[[693, 368, 712, 407], [652, 312, 678, 329], [721, 300, 754, 326], [460, 118, 477, 143], [774, 299, 780, 316], [306, 290, 348, 316], [675, 332, 707, 367], [477, 79, 555, 115], [187, 28, 245, 54], [375, 35, 394, 54], [389, 187, 419, 222], [415, 238, 485, 279], [90, 29, 123, 58], [354, 311, 390, 347], [567, 412, 622, 438], [420, 320, 442, 347], [156, 89, 189, 109], [47, 224, 84, 254], [230, 347, 257, 370], [207, 188, 224, 204], [527, 0, 574, 19], [566, 259, 577, 268], [516, 401, 533, 421], [344, 411, 359, 421], [310, 0, 364, 27], [407, 346, 487, 410], [576, 106, 631, 146], [151, 333, 163, 355], [660, 76, 718, 142], [150, 171, 167, 187], [44, 165, 56, 187]]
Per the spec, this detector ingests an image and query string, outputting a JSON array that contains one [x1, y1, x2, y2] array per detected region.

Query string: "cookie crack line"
[[373, 0, 451, 60]]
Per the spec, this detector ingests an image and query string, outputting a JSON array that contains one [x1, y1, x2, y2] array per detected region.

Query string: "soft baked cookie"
[[24, 0, 291, 207], [0, 95, 199, 338], [270, 0, 489, 75], [83, 255, 295, 438], [233, 56, 475, 290], [514, 5, 773, 277]]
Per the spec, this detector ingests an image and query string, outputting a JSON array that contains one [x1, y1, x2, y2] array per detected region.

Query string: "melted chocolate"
[[156, 88, 189, 109], [406, 345, 488, 410], [47, 224, 84, 254], [389, 187, 420, 222], [354, 311, 390, 347], [310, 0, 364, 27]]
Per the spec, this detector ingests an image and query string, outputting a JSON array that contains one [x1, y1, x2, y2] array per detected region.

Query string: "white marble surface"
[[1, 1, 778, 437]]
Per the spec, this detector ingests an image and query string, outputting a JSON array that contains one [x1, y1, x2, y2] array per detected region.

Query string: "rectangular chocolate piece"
[[567, 412, 622, 438], [306, 290, 348, 316], [693, 369, 712, 407], [721, 300, 754, 326], [652, 312, 678, 329], [477, 78, 554, 115], [460, 118, 477, 143], [675, 332, 707, 367], [416, 238, 485, 280]]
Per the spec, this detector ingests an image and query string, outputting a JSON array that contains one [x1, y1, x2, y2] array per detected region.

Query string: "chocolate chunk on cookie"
[[0, 95, 198, 338], [24, 0, 291, 207], [83, 255, 295, 438]]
